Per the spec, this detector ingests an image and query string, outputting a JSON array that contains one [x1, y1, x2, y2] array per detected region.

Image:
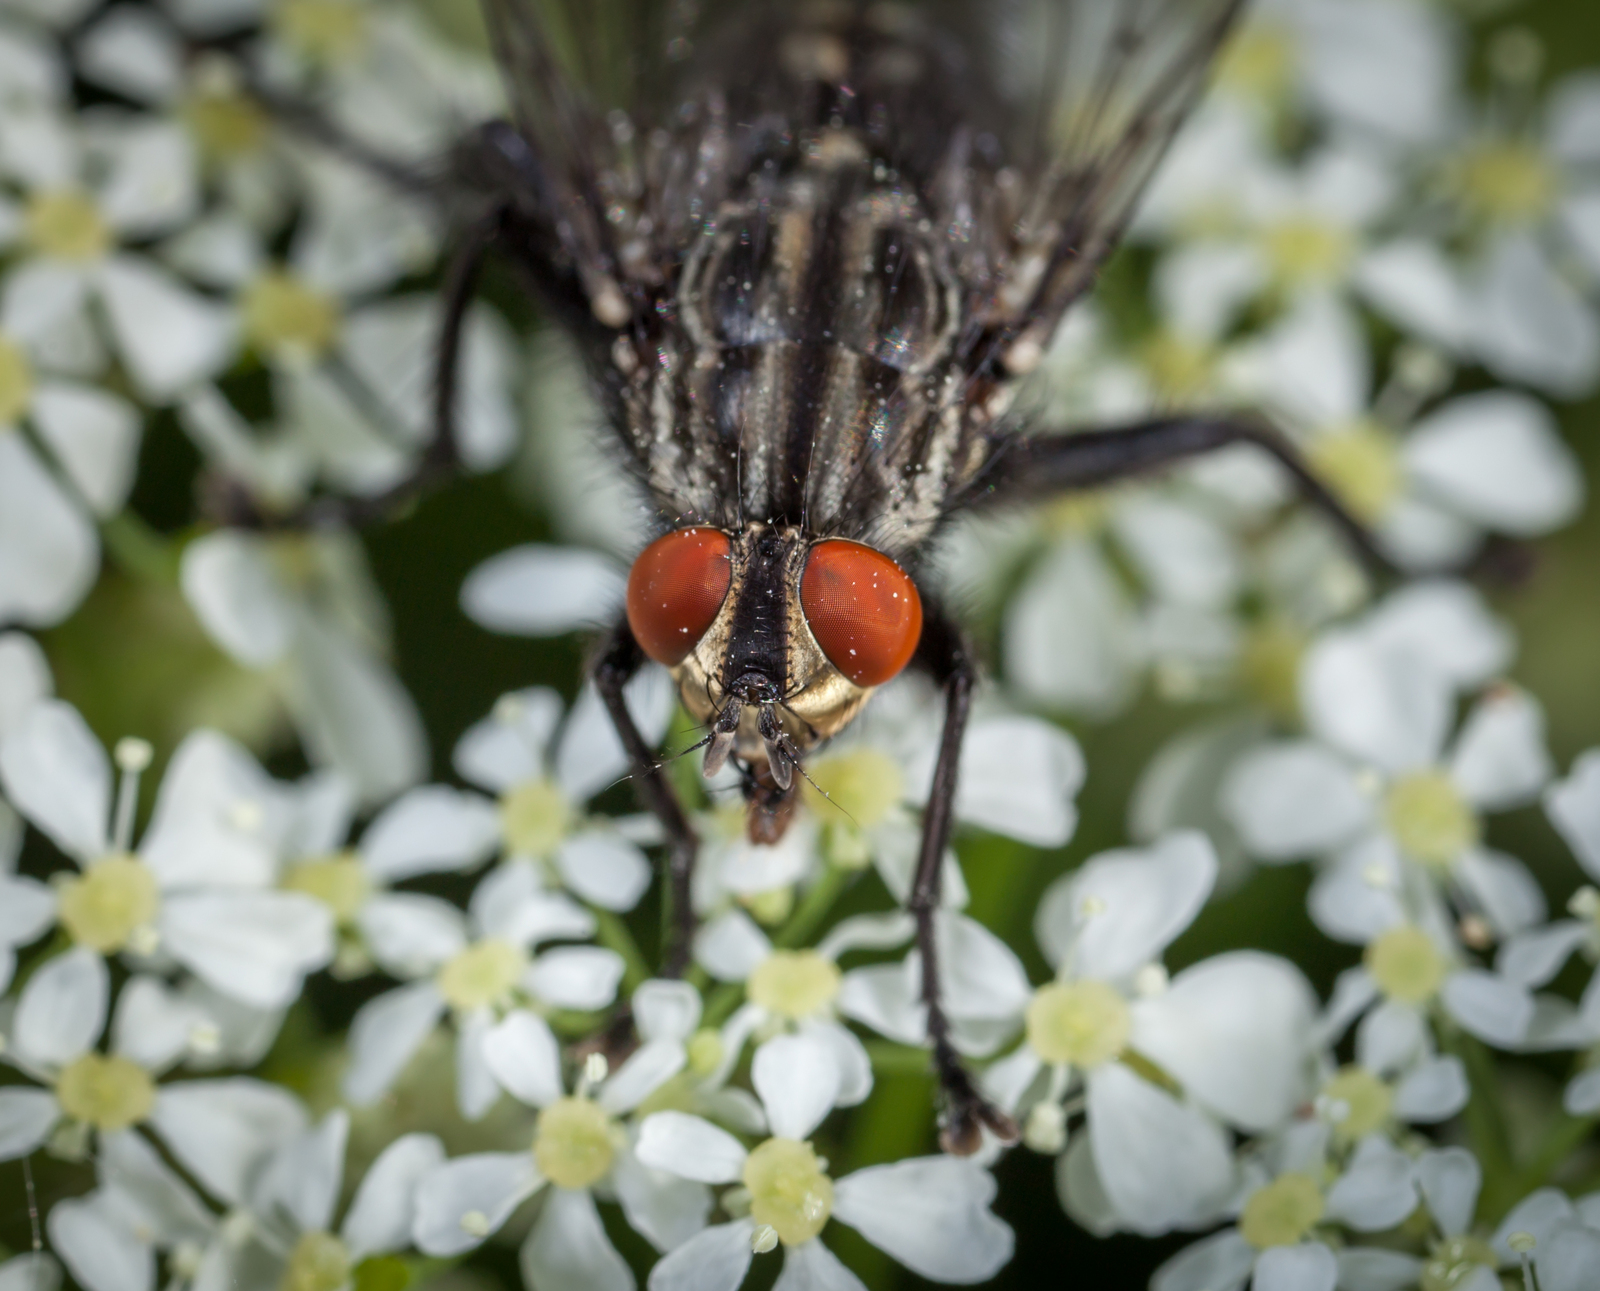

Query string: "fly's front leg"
[[593, 621, 699, 977], [969, 414, 1399, 577], [910, 607, 1021, 1156]]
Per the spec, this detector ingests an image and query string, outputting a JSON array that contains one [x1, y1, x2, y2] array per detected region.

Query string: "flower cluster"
[[3, 2, 1600, 1290]]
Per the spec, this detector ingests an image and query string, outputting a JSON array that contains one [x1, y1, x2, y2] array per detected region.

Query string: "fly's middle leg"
[[593, 620, 701, 978], [910, 606, 1021, 1156]]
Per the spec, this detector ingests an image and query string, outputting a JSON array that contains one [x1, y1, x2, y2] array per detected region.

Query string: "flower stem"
[[864, 1041, 931, 1074], [774, 860, 852, 949], [1442, 1024, 1515, 1218], [592, 908, 651, 993], [100, 512, 180, 585]]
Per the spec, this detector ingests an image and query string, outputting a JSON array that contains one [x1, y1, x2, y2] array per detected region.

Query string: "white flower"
[[0, 108, 233, 400], [453, 682, 674, 912], [342, 860, 614, 1119], [180, 527, 428, 805], [1224, 608, 1552, 950], [0, 701, 334, 1005], [988, 834, 1316, 1236], [461, 541, 632, 639], [636, 1033, 1013, 1288], [0, 1254, 59, 1291], [694, 908, 915, 1107], [412, 1006, 710, 1283], [0, 947, 303, 1201], [1230, 299, 1583, 570]]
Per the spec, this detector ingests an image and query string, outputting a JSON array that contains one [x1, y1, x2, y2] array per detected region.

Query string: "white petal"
[[111, 975, 204, 1073], [1406, 392, 1584, 536], [835, 961, 925, 1047], [0, 874, 54, 950], [1363, 581, 1512, 690], [456, 1009, 499, 1121], [1355, 239, 1469, 350], [598, 1040, 686, 1116], [138, 729, 283, 888], [178, 532, 295, 667], [1417, 1147, 1479, 1237], [1055, 1132, 1120, 1238], [1442, 970, 1533, 1047], [1131, 951, 1315, 1133], [816, 913, 915, 961], [1450, 688, 1552, 810], [556, 833, 653, 912], [801, 1019, 874, 1108], [283, 613, 428, 807], [753, 1033, 841, 1140], [0, 1088, 59, 1160], [832, 1156, 1013, 1284], [1252, 1243, 1335, 1291], [1454, 849, 1546, 939], [1498, 921, 1590, 989], [360, 786, 500, 881], [412, 1152, 541, 1257], [0, 698, 108, 858], [635, 1112, 748, 1184], [774, 1239, 868, 1291], [358, 893, 468, 978], [0, 1255, 60, 1291], [343, 982, 446, 1106], [951, 716, 1084, 848], [979, 1046, 1042, 1115], [1301, 628, 1451, 773], [1549, 73, 1600, 162], [1325, 1137, 1417, 1231], [451, 687, 563, 790], [48, 1194, 151, 1291], [1546, 750, 1600, 880], [1151, 1228, 1254, 1291], [472, 868, 595, 947], [482, 1009, 563, 1109], [1471, 235, 1599, 398], [937, 912, 1033, 1023], [556, 669, 675, 804], [1355, 1000, 1427, 1076], [1563, 1067, 1600, 1116], [76, 7, 182, 103], [96, 255, 235, 400], [1561, 189, 1600, 278], [1221, 742, 1369, 861], [1306, 837, 1406, 945], [95, 121, 196, 237], [1538, 1222, 1600, 1291], [1086, 1064, 1233, 1235], [17, 945, 106, 1067], [460, 544, 625, 637], [1492, 1188, 1575, 1261], [1335, 1249, 1425, 1291], [0, 630, 52, 735], [342, 1132, 446, 1259], [161, 891, 333, 1007], [694, 909, 774, 981], [30, 382, 140, 516], [252, 1110, 347, 1235], [633, 979, 703, 1043], [528, 946, 625, 1011], [150, 1077, 307, 1205], [1036, 832, 1216, 977], [523, 1187, 634, 1291], [645, 1221, 754, 1291]]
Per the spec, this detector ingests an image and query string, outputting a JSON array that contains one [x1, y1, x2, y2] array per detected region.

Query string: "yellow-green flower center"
[[282, 852, 371, 922], [1321, 1066, 1393, 1142], [533, 1096, 616, 1189], [743, 1138, 834, 1247], [55, 1053, 156, 1131], [58, 855, 161, 954], [1025, 979, 1131, 1069], [0, 337, 34, 425], [242, 272, 340, 361], [746, 950, 842, 1022], [1141, 331, 1216, 404], [278, 1231, 350, 1291], [1241, 621, 1307, 723], [499, 780, 574, 858], [25, 190, 112, 263], [1043, 490, 1112, 536], [1385, 771, 1479, 870], [183, 89, 269, 160], [436, 939, 526, 1012], [1240, 1173, 1325, 1249], [1265, 218, 1354, 289], [687, 1028, 725, 1076], [1421, 1236, 1499, 1291], [804, 749, 904, 829], [1307, 420, 1404, 526], [1366, 926, 1447, 1005], [275, 0, 369, 63], [1215, 23, 1295, 104], [1455, 142, 1558, 226]]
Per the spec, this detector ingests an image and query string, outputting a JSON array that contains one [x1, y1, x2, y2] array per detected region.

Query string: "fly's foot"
[[934, 1043, 1019, 1156]]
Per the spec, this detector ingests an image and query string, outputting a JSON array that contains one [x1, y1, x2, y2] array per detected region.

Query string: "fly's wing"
[[972, 0, 1244, 365]]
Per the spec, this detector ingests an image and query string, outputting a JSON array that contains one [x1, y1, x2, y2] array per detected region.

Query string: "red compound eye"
[[626, 528, 733, 666], [800, 539, 923, 687]]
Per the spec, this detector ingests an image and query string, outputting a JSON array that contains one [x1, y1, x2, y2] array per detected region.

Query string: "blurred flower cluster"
[[3, 1, 1600, 1289]]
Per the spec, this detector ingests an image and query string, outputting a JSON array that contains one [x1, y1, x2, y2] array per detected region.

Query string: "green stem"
[[100, 512, 180, 585], [592, 908, 651, 993], [864, 1041, 930, 1075], [1504, 1112, 1600, 1207], [1443, 1024, 1515, 1218]]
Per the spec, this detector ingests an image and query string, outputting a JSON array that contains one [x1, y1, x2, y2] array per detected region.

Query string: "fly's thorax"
[[670, 523, 875, 767]]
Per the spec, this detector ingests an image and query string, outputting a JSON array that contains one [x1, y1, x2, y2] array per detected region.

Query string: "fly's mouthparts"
[[702, 703, 740, 777], [757, 705, 796, 792]]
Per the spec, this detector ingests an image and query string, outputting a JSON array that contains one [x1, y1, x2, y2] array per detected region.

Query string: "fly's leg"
[[970, 414, 1398, 575], [910, 606, 1020, 1156], [593, 621, 700, 978]]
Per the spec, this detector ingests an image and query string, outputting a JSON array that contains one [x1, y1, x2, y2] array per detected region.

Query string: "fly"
[[401, 0, 1400, 1153]]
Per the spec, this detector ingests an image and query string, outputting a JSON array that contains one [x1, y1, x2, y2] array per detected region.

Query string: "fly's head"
[[625, 522, 923, 839]]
